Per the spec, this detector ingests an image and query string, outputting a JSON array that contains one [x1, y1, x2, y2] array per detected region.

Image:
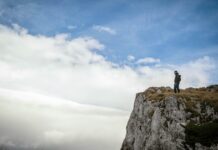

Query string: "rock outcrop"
[[121, 86, 218, 150]]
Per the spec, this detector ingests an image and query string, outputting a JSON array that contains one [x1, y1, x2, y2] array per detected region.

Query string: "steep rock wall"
[[121, 86, 218, 150]]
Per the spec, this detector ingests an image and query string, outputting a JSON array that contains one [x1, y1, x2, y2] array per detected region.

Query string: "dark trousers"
[[174, 83, 180, 93]]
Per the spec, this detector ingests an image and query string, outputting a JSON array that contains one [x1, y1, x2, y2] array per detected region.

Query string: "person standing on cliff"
[[174, 70, 181, 93]]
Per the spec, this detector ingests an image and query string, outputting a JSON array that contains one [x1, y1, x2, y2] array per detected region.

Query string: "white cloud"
[[179, 56, 216, 87], [12, 23, 28, 34], [67, 25, 77, 30], [127, 55, 135, 61], [44, 130, 65, 144], [0, 88, 128, 150], [136, 57, 160, 64], [93, 25, 116, 35], [0, 24, 140, 110]]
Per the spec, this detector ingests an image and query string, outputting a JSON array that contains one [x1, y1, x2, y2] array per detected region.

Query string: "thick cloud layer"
[[0, 88, 128, 150]]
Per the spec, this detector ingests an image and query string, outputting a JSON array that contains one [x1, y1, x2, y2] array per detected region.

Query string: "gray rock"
[[121, 87, 218, 150]]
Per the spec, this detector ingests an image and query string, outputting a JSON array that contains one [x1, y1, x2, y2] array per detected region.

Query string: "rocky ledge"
[[121, 85, 218, 150]]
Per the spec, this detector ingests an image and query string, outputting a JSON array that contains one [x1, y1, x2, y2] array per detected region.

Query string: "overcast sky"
[[0, 0, 218, 149]]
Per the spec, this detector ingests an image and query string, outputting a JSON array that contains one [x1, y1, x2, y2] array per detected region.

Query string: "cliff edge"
[[121, 85, 218, 150]]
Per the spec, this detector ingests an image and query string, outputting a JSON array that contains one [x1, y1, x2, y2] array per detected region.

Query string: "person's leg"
[[178, 83, 180, 93], [174, 84, 177, 93]]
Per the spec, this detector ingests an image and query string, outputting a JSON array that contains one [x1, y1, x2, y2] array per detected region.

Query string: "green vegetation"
[[185, 122, 218, 149]]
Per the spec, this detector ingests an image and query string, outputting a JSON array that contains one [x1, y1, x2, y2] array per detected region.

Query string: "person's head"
[[174, 70, 178, 75]]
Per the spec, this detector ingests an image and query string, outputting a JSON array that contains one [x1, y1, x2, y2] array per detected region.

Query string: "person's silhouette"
[[174, 71, 181, 93]]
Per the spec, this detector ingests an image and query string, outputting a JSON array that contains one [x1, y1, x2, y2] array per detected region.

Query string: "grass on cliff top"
[[142, 87, 218, 112]]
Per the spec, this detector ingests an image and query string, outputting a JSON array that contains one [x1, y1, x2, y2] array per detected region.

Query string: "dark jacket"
[[174, 73, 181, 84]]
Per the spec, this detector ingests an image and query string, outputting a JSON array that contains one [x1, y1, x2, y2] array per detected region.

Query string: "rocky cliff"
[[121, 85, 218, 150]]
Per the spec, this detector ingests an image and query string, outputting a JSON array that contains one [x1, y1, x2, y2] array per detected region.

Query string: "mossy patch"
[[185, 122, 218, 149]]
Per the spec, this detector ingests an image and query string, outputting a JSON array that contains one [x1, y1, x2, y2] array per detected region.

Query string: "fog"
[[0, 88, 129, 150]]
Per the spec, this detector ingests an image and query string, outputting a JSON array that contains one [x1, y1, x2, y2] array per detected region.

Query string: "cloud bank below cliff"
[[0, 88, 128, 150]]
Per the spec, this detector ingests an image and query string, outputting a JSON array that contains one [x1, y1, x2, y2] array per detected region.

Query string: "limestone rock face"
[[121, 86, 218, 150]]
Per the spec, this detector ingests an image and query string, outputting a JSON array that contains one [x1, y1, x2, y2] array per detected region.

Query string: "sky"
[[0, 0, 218, 149]]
